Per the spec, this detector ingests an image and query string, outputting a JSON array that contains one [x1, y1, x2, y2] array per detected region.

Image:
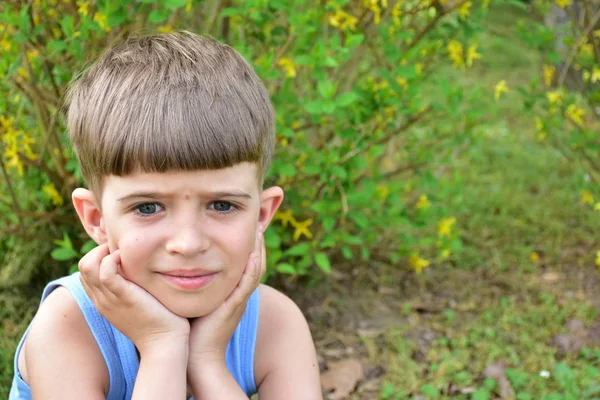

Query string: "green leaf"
[[60, 15, 74, 36], [220, 7, 242, 17], [108, 10, 127, 28], [341, 246, 353, 259], [276, 263, 296, 274], [164, 0, 187, 8], [51, 247, 79, 261], [331, 165, 347, 180], [314, 252, 331, 274], [317, 79, 336, 99], [149, 9, 169, 23], [265, 229, 281, 249], [337, 92, 359, 107], [472, 390, 490, 400], [420, 384, 438, 398], [304, 101, 324, 115], [62, 232, 73, 249], [48, 40, 67, 53], [80, 240, 97, 254], [284, 242, 311, 256]]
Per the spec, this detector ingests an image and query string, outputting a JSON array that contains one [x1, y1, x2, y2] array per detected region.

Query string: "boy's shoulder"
[[19, 286, 109, 397], [255, 284, 320, 393]]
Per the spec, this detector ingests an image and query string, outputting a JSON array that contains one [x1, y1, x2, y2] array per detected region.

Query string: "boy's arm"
[[24, 287, 109, 400], [25, 287, 190, 400], [254, 284, 322, 400]]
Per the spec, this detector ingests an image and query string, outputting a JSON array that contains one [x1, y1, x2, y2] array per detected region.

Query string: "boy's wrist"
[[138, 336, 189, 362], [188, 360, 243, 398]]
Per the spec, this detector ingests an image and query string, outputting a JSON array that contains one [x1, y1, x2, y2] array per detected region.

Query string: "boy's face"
[[85, 163, 280, 318]]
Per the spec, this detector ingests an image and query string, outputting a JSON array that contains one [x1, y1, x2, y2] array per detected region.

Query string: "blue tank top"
[[9, 272, 259, 399]]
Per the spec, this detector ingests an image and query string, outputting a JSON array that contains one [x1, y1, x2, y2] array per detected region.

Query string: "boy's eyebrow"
[[117, 190, 252, 202]]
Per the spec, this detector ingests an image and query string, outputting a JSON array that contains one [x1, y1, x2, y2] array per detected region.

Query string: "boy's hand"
[[187, 228, 265, 375], [78, 244, 190, 356]]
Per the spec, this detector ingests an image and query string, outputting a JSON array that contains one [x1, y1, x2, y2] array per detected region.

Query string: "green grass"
[[371, 291, 599, 399], [355, 3, 600, 399]]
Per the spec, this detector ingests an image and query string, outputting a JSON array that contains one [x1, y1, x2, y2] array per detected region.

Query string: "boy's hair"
[[66, 31, 275, 195]]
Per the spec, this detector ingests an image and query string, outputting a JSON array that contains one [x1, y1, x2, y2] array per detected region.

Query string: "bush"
[[0, 0, 496, 285]]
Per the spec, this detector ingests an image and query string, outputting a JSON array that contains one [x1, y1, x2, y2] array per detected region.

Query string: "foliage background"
[[1, 0, 600, 398]]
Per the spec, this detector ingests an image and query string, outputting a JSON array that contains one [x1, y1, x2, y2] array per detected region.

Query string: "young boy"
[[9, 31, 322, 399]]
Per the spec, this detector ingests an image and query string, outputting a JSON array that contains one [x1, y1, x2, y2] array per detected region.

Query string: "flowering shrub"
[[0, 0, 494, 284]]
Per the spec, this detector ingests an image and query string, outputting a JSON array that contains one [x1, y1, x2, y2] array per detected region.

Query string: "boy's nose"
[[164, 221, 210, 257]]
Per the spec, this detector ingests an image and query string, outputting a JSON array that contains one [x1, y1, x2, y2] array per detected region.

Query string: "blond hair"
[[66, 31, 274, 194]]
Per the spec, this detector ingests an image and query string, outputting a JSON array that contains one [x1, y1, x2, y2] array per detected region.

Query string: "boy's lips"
[[160, 269, 216, 277], [158, 270, 217, 290]]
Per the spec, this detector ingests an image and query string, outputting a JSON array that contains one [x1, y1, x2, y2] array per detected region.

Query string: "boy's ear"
[[258, 186, 284, 232], [72, 188, 107, 244]]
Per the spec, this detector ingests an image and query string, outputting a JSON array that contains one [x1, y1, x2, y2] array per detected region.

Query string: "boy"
[[9, 31, 322, 399]]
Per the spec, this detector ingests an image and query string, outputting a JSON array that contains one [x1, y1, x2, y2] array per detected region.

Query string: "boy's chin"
[[168, 302, 215, 319]]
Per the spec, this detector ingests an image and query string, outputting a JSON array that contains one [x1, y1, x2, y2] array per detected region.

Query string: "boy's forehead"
[[104, 163, 260, 195]]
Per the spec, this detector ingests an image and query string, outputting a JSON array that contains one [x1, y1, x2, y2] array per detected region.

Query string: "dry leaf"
[[321, 358, 363, 399], [541, 272, 561, 283], [483, 361, 515, 399]]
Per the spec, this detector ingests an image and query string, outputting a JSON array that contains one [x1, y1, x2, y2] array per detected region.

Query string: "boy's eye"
[[210, 201, 235, 213], [135, 203, 163, 215]]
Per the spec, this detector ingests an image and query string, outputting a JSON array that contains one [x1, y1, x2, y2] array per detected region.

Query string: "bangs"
[[95, 85, 268, 176]]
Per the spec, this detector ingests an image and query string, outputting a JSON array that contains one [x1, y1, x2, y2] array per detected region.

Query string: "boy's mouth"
[[158, 269, 217, 290], [161, 269, 215, 277]]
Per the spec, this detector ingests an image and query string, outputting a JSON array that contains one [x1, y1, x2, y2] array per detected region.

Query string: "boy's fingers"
[[79, 243, 109, 284], [98, 250, 127, 297]]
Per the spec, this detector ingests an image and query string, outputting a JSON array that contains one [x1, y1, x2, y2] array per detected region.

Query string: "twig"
[[557, 7, 600, 88]]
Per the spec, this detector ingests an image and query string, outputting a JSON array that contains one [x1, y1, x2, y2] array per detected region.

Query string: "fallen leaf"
[[483, 360, 515, 399], [321, 358, 363, 399], [541, 272, 561, 283]]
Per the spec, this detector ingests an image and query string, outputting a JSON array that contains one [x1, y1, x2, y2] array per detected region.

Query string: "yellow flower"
[[363, 0, 383, 24], [596, 251, 600, 268], [277, 57, 296, 79], [543, 64, 555, 87], [157, 25, 173, 33], [273, 209, 295, 227], [93, 12, 111, 32], [328, 9, 358, 31], [565, 104, 585, 127], [535, 117, 544, 132], [291, 120, 301, 130], [376, 184, 390, 200], [546, 90, 562, 106], [396, 77, 408, 88], [77, 1, 89, 17], [415, 63, 423, 75], [556, 0, 572, 7], [409, 254, 430, 274], [447, 40, 464, 69], [494, 80, 509, 101], [42, 183, 63, 206], [580, 190, 594, 205], [465, 44, 481, 67], [457, 1, 472, 19], [437, 217, 456, 238], [291, 218, 313, 241], [17, 67, 29, 80], [583, 67, 600, 83], [1, 39, 11, 52], [416, 194, 430, 209], [529, 252, 540, 262]]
